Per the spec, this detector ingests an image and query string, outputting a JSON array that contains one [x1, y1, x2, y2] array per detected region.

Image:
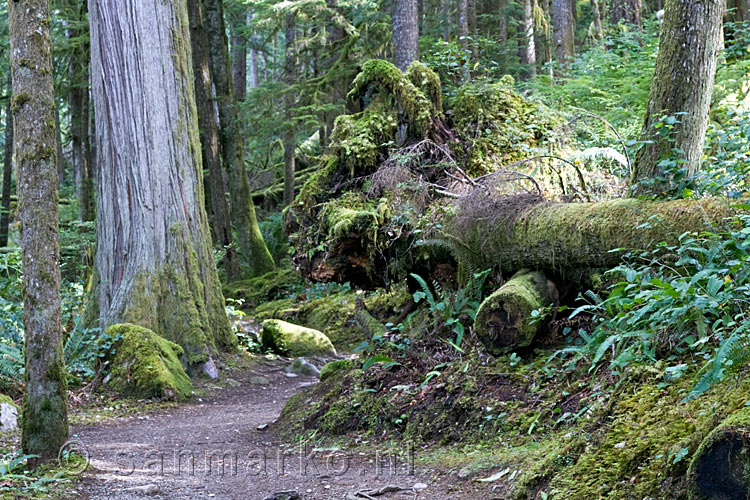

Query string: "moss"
[[223, 267, 305, 309], [405, 61, 444, 113], [319, 360, 355, 381], [106, 324, 193, 401], [474, 271, 555, 355], [0, 394, 17, 410], [261, 319, 337, 358], [448, 78, 561, 177]]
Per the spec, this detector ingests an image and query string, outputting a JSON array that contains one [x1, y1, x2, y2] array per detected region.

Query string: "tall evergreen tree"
[[89, 0, 236, 362], [202, 0, 275, 277], [9, 0, 69, 462]]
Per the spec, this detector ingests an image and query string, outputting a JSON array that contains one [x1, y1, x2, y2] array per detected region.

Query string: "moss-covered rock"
[[261, 319, 337, 358], [106, 324, 193, 401]]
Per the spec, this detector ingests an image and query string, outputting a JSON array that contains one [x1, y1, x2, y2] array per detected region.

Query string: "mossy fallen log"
[[687, 406, 750, 499], [474, 271, 557, 355], [453, 197, 736, 276]]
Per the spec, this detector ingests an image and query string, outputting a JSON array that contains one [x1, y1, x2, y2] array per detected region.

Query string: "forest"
[[0, 0, 749, 498]]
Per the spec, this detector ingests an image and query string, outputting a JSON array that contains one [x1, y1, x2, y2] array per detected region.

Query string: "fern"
[[0, 343, 23, 383], [690, 330, 750, 399]]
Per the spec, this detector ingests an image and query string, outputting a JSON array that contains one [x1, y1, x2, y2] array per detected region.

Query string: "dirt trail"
[[72, 359, 486, 500]]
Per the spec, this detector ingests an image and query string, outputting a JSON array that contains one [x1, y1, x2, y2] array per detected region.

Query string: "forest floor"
[[70, 355, 489, 500]]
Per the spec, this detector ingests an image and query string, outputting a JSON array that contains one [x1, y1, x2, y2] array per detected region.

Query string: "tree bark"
[[474, 271, 557, 355], [552, 0, 575, 65], [0, 76, 13, 248], [631, 0, 724, 194], [9, 0, 69, 462], [248, 11, 260, 90], [230, 7, 248, 103], [202, 0, 275, 276], [609, 0, 643, 27], [54, 101, 64, 185], [519, 0, 537, 79], [393, 0, 420, 71], [499, 0, 508, 44], [458, 0, 470, 52], [468, 0, 479, 60], [187, 0, 241, 282], [89, 0, 237, 363], [283, 13, 297, 208]]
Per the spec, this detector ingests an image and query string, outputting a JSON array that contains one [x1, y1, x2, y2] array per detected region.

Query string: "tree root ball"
[[473, 270, 557, 356]]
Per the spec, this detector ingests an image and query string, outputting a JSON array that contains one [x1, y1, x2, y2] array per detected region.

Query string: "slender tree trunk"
[[9, 0, 69, 463], [552, 0, 575, 65], [519, 0, 537, 78], [0, 76, 12, 248], [499, 0, 508, 44], [202, 0, 275, 276], [89, 0, 237, 363], [609, 0, 643, 27], [187, 0, 241, 282], [468, 0, 479, 60], [631, 0, 724, 194], [458, 0, 470, 53], [393, 0, 420, 71], [249, 12, 260, 90], [442, 0, 452, 41], [591, 0, 603, 41], [323, 0, 346, 150], [68, 2, 92, 222], [283, 13, 297, 207]]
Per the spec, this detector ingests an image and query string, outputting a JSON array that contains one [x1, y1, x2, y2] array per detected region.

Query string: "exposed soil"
[[71, 357, 489, 500]]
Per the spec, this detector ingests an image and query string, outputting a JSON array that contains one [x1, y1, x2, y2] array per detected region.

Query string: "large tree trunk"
[[631, 0, 723, 195], [54, 102, 65, 186], [9, 0, 69, 462], [519, 0, 537, 79], [393, 0, 420, 71], [552, 0, 575, 65], [283, 13, 297, 208], [0, 76, 12, 248], [609, 0, 643, 27], [187, 0, 241, 282], [202, 0, 276, 277], [89, 0, 236, 364]]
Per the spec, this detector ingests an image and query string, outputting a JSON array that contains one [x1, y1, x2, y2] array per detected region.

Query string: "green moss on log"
[[455, 197, 736, 276], [106, 324, 193, 401], [261, 319, 337, 358], [474, 271, 556, 355], [223, 267, 305, 309]]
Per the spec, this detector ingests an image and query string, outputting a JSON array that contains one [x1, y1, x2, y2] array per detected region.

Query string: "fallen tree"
[[688, 406, 750, 499], [474, 271, 558, 355], [449, 194, 736, 277]]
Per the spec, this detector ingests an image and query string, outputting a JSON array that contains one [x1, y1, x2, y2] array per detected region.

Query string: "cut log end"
[[474, 271, 556, 356], [689, 409, 750, 500]]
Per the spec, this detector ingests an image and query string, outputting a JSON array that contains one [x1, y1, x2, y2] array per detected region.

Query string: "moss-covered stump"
[[688, 407, 750, 500], [261, 319, 337, 358], [474, 271, 556, 355], [106, 324, 193, 401], [454, 196, 736, 277]]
